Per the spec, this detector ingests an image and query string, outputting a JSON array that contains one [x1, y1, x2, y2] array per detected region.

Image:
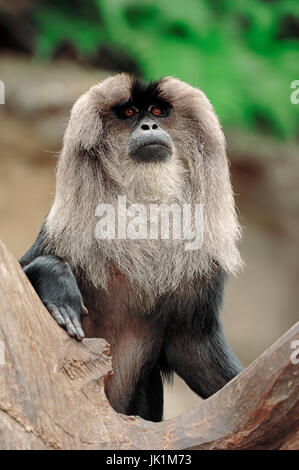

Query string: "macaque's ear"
[[63, 91, 103, 152], [160, 77, 225, 154], [63, 74, 132, 153]]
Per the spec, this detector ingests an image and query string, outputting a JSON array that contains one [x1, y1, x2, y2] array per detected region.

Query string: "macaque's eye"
[[150, 106, 164, 117], [124, 107, 136, 117], [114, 105, 138, 120]]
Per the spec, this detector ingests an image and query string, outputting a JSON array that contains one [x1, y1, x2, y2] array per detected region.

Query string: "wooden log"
[[0, 238, 298, 450]]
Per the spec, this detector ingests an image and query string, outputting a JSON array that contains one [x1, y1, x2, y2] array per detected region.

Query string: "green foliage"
[[33, 0, 299, 139]]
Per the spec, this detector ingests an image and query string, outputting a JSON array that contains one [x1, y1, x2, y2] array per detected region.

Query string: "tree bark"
[[0, 238, 298, 450]]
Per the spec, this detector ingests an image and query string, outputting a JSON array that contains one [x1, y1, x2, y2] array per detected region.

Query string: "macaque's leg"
[[165, 325, 242, 398], [105, 328, 162, 421], [22, 255, 87, 340], [128, 366, 163, 422], [163, 267, 242, 398]]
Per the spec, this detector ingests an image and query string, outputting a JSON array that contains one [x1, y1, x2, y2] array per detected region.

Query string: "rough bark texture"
[[0, 238, 298, 450]]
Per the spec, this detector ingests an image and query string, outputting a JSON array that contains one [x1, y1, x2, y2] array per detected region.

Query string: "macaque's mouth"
[[130, 141, 172, 163]]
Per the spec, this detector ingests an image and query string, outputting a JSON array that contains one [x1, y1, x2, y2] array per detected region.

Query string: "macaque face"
[[112, 98, 173, 163], [101, 80, 175, 164]]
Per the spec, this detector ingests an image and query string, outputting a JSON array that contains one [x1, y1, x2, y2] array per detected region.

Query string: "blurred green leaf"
[[33, 0, 299, 140]]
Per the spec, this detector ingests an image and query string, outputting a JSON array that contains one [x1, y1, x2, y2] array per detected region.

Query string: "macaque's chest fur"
[[77, 262, 198, 348]]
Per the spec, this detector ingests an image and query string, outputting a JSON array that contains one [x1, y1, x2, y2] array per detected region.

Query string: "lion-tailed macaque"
[[20, 75, 243, 422]]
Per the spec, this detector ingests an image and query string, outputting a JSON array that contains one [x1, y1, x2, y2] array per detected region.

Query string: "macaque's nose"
[[140, 120, 159, 131], [129, 117, 173, 162]]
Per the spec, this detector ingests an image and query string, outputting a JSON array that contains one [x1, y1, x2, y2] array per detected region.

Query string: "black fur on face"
[[112, 78, 172, 120], [130, 78, 168, 109]]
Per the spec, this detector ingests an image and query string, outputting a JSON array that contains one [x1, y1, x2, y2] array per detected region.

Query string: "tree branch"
[[0, 239, 298, 450]]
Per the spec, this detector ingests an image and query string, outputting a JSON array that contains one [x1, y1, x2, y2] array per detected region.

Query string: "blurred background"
[[0, 0, 298, 419]]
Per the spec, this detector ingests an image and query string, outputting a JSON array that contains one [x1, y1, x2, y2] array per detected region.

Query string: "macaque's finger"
[[45, 302, 65, 327], [66, 305, 85, 340], [60, 307, 76, 337]]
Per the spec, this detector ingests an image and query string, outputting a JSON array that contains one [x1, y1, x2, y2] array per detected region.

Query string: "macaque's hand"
[[23, 256, 88, 340], [43, 298, 88, 341]]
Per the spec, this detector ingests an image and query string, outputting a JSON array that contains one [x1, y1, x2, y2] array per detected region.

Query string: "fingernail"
[[82, 305, 89, 315]]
